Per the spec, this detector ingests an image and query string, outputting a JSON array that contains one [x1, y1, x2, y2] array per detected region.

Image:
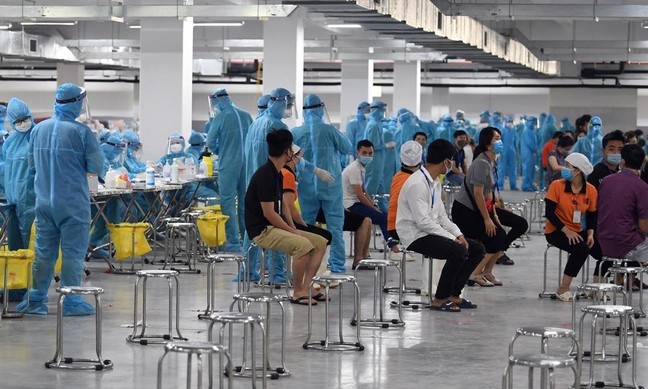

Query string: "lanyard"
[[419, 166, 436, 207]]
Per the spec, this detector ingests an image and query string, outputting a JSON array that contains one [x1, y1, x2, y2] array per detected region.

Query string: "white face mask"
[[283, 109, 293, 119], [170, 144, 183, 153], [14, 119, 32, 132]]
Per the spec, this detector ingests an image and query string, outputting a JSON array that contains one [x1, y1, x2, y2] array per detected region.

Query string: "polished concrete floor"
[[1, 190, 647, 389]]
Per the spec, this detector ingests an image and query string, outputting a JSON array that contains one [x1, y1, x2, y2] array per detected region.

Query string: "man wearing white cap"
[[544, 152, 602, 301]]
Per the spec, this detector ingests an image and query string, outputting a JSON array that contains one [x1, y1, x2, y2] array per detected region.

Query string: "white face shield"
[[303, 101, 331, 125], [272, 94, 299, 121]]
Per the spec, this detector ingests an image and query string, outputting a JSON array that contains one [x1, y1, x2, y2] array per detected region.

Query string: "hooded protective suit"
[[416, 117, 437, 145], [18, 83, 104, 316], [521, 116, 539, 191], [497, 115, 519, 190], [345, 101, 369, 150], [122, 130, 146, 175], [256, 94, 271, 118], [187, 130, 219, 200], [561, 117, 574, 133], [537, 114, 559, 188], [206, 88, 253, 251], [436, 115, 456, 143], [573, 116, 603, 165], [292, 94, 353, 273], [363, 100, 387, 211], [3, 98, 36, 249]]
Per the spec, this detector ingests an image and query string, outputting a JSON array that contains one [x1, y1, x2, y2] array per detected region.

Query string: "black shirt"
[[245, 160, 283, 240], [587, 162, 618, 190]]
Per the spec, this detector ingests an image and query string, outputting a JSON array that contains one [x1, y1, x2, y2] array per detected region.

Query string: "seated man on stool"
[[396, 139, 485, 312], [245, 129, 328, 306], [597, 143, 648, 288]]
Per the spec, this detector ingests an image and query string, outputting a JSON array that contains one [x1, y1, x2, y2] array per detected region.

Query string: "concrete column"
[[340, 60, 374, 125], [138, 17, 193, 161], [420, 86, 433, 120], [393, 61, 420, 116], [263, 8, 304, 128], [56, 63, 84, 87], [430, 87, 450, 120]]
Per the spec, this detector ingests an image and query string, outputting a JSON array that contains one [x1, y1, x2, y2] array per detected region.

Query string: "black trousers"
[[296, 223, 332, 245], [497, 207, 529, 251], [407, 235, 485, 300], [545, 230, 602, 278]]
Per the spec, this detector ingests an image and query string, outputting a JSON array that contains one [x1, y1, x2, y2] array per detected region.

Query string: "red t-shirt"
[[541, 140, 556, 169]]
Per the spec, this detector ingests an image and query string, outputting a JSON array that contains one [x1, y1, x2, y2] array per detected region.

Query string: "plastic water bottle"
[[171, 161, 179, 183], [186, 158, 196, 178], [105, 167, 116, 189], [163, 161, 171, 181], [198, 159, 207, 176], [145, 161, 155, 188]]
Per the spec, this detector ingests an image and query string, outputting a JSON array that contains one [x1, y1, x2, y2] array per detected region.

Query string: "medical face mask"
[[561, 167, 574, 181], [444, 160, 453, 175], [505, 122, 514, 129], [359, 156, 373, 166], [170, 144, 183, 153], [14, 118, 32, 132], [607, 153, 621, 166], [457, 140, 467, 148], [492, 140, 504, 154], [283, 108, 293, 119]]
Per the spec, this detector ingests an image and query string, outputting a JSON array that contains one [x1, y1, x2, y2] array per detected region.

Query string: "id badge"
[[572, 210, 581, 224]]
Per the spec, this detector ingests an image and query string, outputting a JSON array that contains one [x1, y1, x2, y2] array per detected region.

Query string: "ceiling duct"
[[0, 30, 77, 62]]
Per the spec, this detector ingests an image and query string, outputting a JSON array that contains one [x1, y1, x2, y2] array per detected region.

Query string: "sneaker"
[[404, 252, 416, 262], [388, 251, 403, 261]]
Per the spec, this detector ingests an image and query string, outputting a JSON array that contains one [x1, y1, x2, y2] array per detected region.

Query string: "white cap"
[[291, 144, 301, 154], [400, 141, 423, 167], [565, 152, 593, 176]]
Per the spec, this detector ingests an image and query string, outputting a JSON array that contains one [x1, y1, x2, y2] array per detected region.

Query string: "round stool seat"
[[209, 312, 265, 324], [196, 196, 220, 202], [136, 269, 179, 277], [160, 217, 183, 223], [357, 259, 399, 267], [577, 283, 623, 293], [602, 256, 626, 263], [313, 274, 356, 283], [56, 286, 104, 295], [233, 292, 281, 303], [516, 327, 575, 339], [581, 305, 634, 316], [167, 222, 195, 228], [607, 267, 648, 274], [165, 341, 228, 354], [205, 254, 244, 263], [509, 354, 577, 369]]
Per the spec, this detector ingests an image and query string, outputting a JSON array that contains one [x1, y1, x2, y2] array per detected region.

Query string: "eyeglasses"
[[13, 117, 30, 125]]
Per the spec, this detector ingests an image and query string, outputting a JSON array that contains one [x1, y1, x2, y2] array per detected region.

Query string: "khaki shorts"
[[252, 226, 328, 259]]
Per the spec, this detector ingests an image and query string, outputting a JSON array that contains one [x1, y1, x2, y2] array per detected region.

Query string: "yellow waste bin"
[[196, 213, 229, 247], [0, 249, 35, 290], [107, 223, 152, 261]]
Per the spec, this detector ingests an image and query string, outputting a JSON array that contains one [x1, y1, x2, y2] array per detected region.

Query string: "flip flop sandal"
[[456, 299, 478, 309], [312, 292, 330, 302], [290, 296, 316, 306], [431, 301, 461, 312]]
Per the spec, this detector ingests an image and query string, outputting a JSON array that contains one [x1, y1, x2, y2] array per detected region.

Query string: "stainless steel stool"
[[502, 354, 578, 389], [578, 305, 640, 388], [181, 209, 209, 259], [151, 216, 184, 264], [391, 255, 434, 310], [164, 222, 200, 273], [383, 244, 421, 295], [352, 259, 404, 328], [303, 274, 364, 351], [45, 286, 113, 371], [230, 292, 289, 378], [156, 341, 232, 389], [198, 253, 245, 320], [540, 244, 564, 299], [127, 270, 187, 345], [207, 312, 267, 389], [607, 266, 648, 318], [571, 283, 625, 331], [244, 242, 266, 293]]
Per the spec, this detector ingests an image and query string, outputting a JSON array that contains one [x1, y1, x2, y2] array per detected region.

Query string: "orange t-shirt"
[[541, 140, 556, 169], [281, 167, 298, 200], [387, 169, 414, 231], [544, 179, 597, 234]]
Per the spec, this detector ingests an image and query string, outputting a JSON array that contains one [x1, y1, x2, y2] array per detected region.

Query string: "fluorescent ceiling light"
[[326, 23, 362, 29], [21, 21, 78, 26], [129, 25, 141, 29], [642, 20, 648, 29], [0, 23, 12, 30], [194, 22, 244, 27]]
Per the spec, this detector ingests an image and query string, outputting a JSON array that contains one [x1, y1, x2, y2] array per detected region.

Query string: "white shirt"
[[342, 159, 365, 209], [396, 167, 463, 247]]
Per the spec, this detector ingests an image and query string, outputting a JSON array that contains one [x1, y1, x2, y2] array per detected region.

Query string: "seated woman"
[[451, 126, 527, 286], [544, 152, 601, 301], [546, 135, 574, 187]]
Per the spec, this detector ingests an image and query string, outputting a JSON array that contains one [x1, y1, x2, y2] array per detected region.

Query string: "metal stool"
[[502, 354, 578, 389], [156, 341, 232, 389], [230, 292, 288, 378], [391, 255, 434, 310], [383, 244, 421, 295], [244, 242, 265, 293], [127, 270, 187, 345], [164, 222, 200, 273], [181, 209, 209, 259], [578, 305, 640, 388], [571, 283, 625, 331], [207, 312, 267, 388], [598, 256, 627, 280], [194, 196, 220, 208], [151, 216, 184, 264], [45, 286, 113, 371], [352, 259, 404, 328], [303, 274, 364, 351], [347, 231, 355, 259], [198, 253, 245, 319], [607, 266, 648, 318]]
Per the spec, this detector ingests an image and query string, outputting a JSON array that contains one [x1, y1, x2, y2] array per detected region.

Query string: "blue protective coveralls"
[[122, 130, 146, 175], [475, 111, 491, 141], [383, 124, 398, 196], [537, 114, 559, 188], [514, 117, 525, 176], [436, 115, 456, 143], [156, 133, 200, 209], [3, 98, 36, 249], [206, 88, 253, 251], [345, 101, 369, 150], [561, 117, 574, 133], [292, 94, 353, 273], [573, 116, 603, 165], [18, 83, 104, 316], [397, 110, 421, 149], [98, 129, 110, 145], [497, 116, 519, 190], [363, 100, 387, 211], [521, 116, 539, 191], [187, 130, 219, 200], [256, 94, 271, 118], [416, 117, 437, 144]]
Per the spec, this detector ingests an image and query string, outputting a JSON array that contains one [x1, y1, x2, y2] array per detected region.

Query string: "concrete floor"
[[1, 189, 647, 389]]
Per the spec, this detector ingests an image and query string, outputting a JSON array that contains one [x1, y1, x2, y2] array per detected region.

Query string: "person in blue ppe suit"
[[561, 117, 574, 133], [416, 117, 437, 144], [397, 110, 420, 149], [256, 94, 271, 118], [98, 129, 110, 144], [363, 100, 388, 212], [206, 88, 253, 252], [538, 113, 547, 129], [0, 103, 6, 133], [537, 114, 559, 188], [0, 104, 8, 196], [521, 116, 539, 191], [573, 116, 604, 165], [292, 94, 353, 273], [122, 130, 146, 175], [475, 110, 491, 140], [3, 98, 36, 250], [497, 115, 519, 191], [17, 83, 104, 316], [89, 132, 126, 258], [187, 130, 219, 197], [515, 116, 525, 176], [436, 115, 456, 143], [383, 122, 398, 196], [157, 133, 199, 209], [490, 111, 504, 130], [345, 101, 370, 150]]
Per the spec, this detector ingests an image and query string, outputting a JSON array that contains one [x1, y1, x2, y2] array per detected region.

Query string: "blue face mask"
[[607, 153, 621, 166], [492, 140, 504, 154], [561, 167, 573, 181], [359, 156, 373, 166]]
